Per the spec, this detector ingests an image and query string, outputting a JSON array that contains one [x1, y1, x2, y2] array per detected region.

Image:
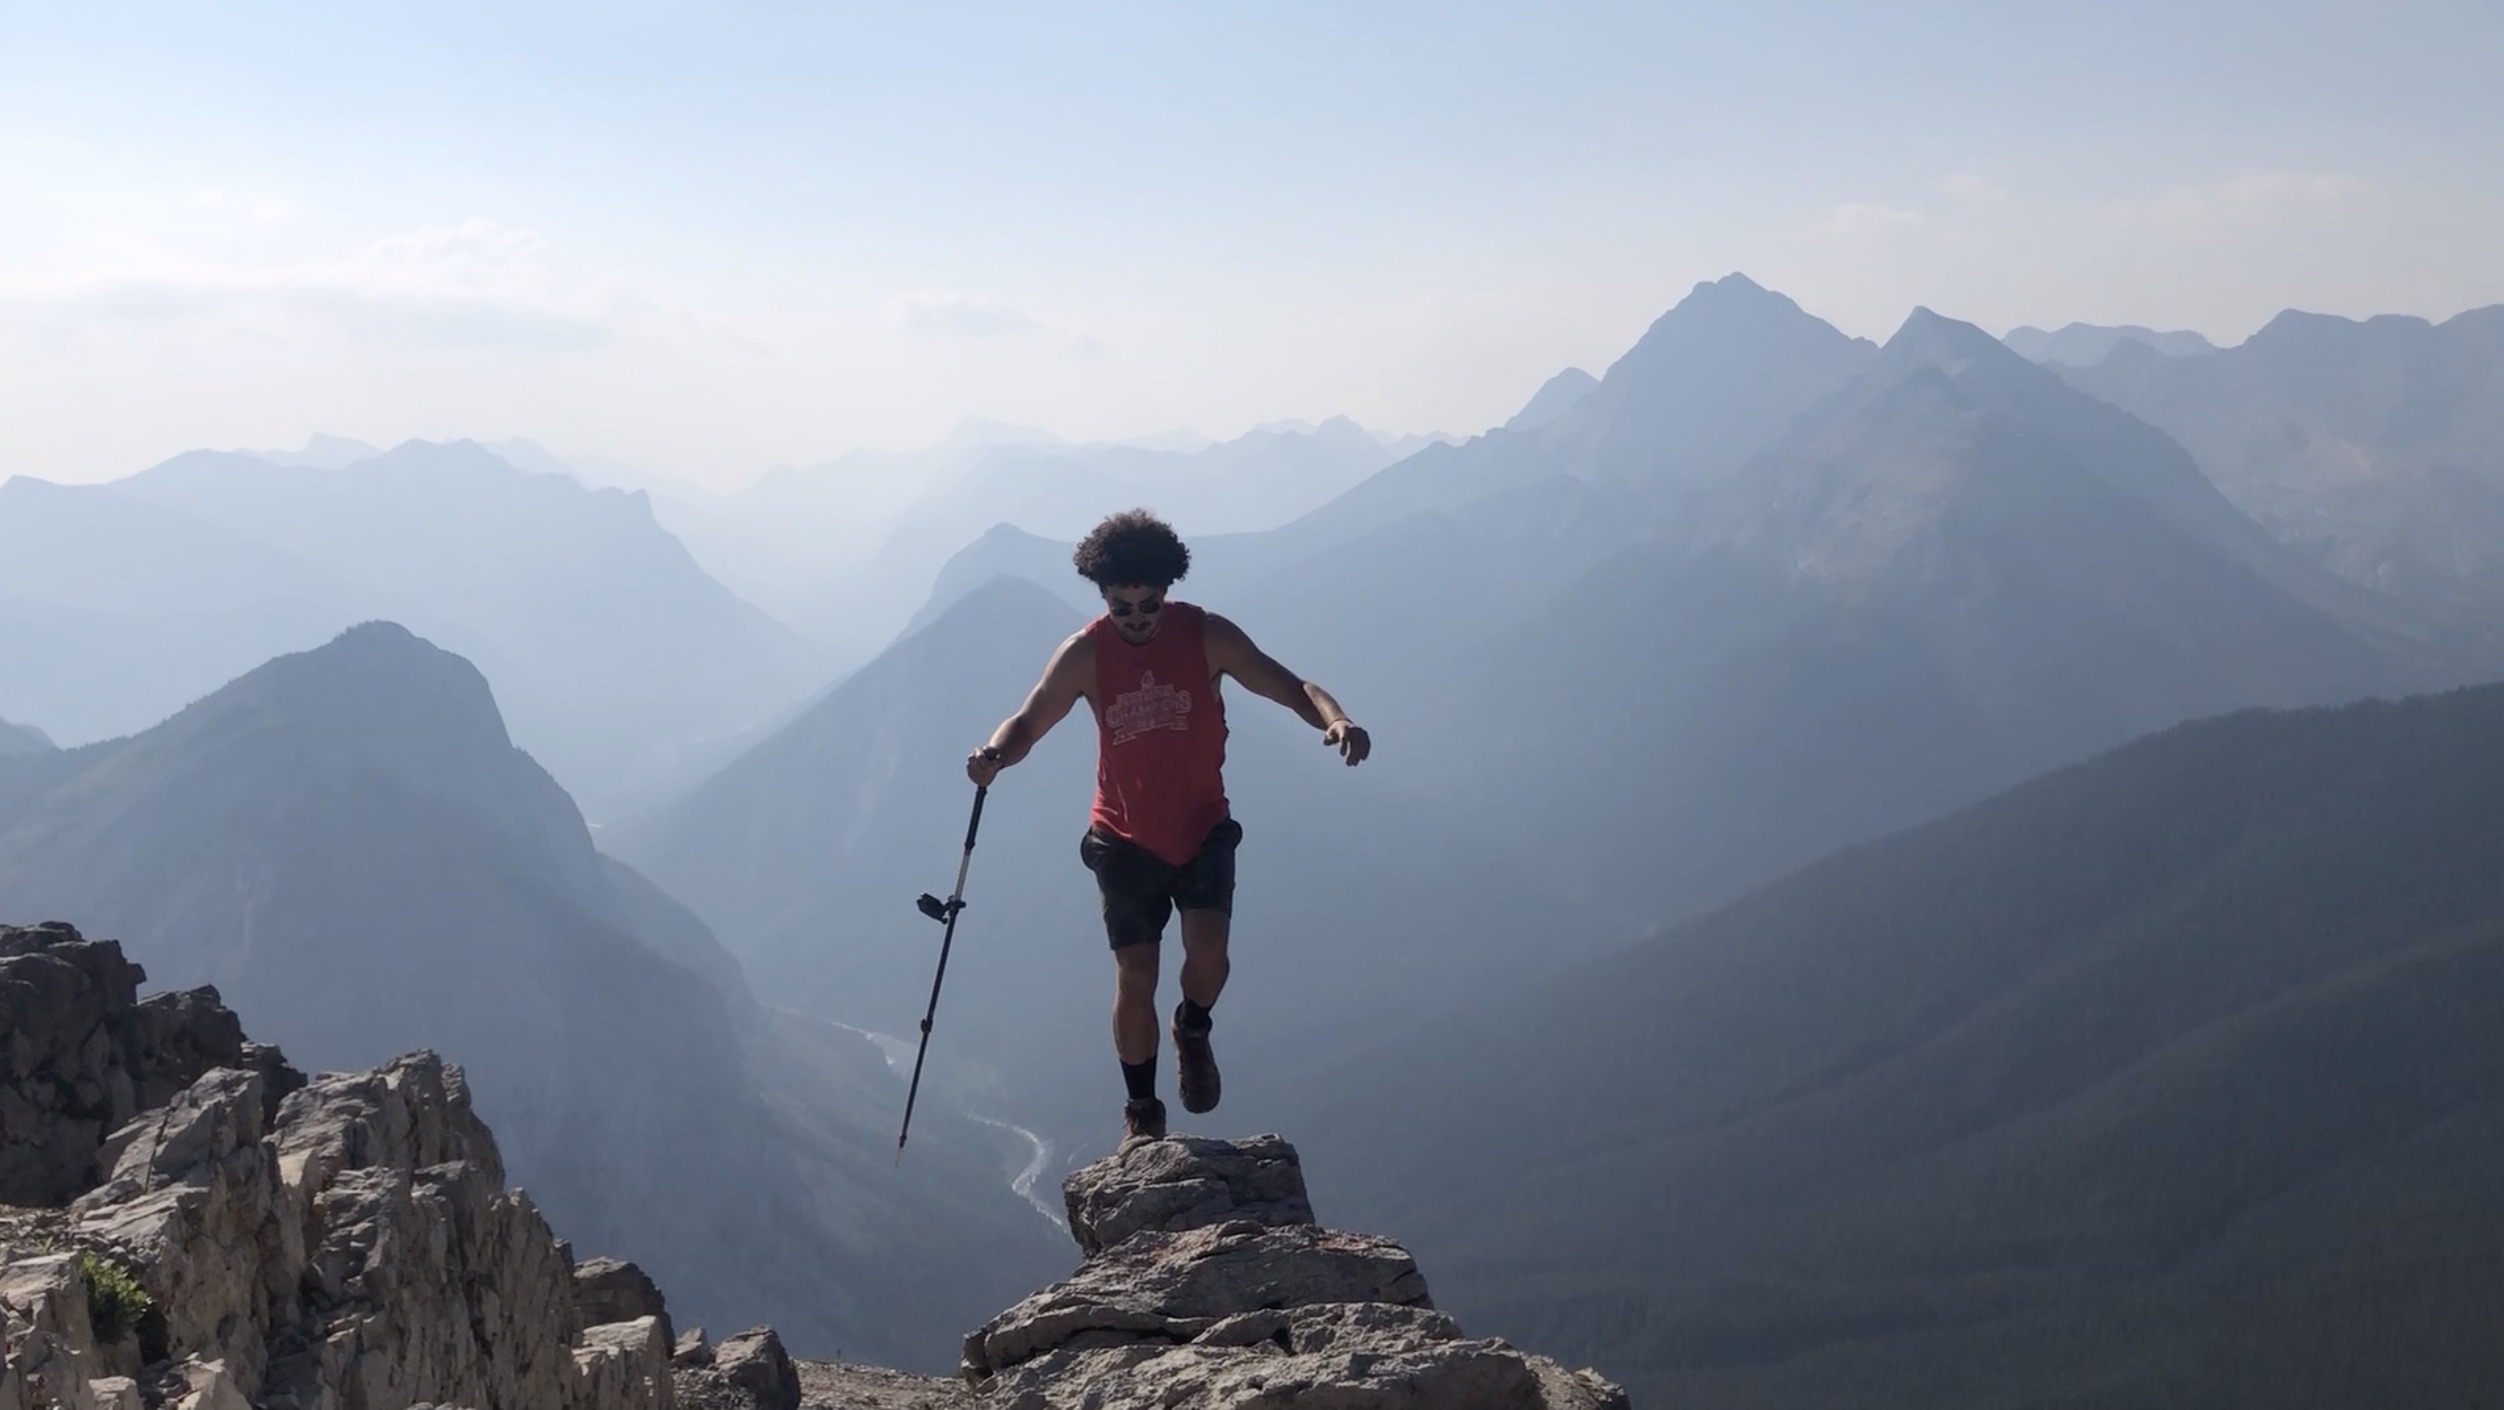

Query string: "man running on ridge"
[[966, 510, 1371, 1146]]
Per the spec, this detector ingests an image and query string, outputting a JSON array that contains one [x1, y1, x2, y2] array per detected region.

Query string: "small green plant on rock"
[[79, 1252, 152, 1342]]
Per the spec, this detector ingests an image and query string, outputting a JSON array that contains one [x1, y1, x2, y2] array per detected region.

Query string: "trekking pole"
[[897, 781, 989, 1162]]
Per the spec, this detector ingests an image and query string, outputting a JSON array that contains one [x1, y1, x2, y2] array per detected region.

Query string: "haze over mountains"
[[2061, 305, 2504, 642], [0, 714, 51, 756], [648, 415, 1449, 665], [618, 270, 2494, 1209], [1290, 681, 2504, 1408], [0, 623, 1067, 1370], [9, 267, 2503, 1405], [2002, 321, 2220, 365], [0, 439, 813, 818]]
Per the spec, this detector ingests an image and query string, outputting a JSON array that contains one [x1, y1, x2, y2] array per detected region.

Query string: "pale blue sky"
[[5, 1, 2500, 486]]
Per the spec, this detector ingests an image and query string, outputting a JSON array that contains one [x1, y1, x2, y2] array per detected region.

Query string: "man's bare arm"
[[1203, 613, 1372, 765], [968, 632, 1092, 784]]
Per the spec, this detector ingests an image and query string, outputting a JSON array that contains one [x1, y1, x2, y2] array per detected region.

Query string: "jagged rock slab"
[[960, 1137, 1632, 1408], [0, 923, 701, 1410], [1063, 1134, 1316, 1257], [981, 1301, 1630, 1409], [0, 922, 296, 1207], [577, 1255, 674, 1346], [965, 1220, 1432, 1381]]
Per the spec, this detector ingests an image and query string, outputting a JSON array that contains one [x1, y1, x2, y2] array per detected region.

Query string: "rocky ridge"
[[7, 919, 1625, 1408], [0, 922, 794, 1410], [953, 1133, 1629, 1409]]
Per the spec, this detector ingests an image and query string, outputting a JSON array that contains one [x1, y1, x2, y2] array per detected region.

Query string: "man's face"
[[1102, 583, 1167, 644]]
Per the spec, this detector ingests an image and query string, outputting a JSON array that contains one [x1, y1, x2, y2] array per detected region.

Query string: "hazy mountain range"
[[647, 415, 1452, 665], [0, 438, 813, 819], [0, 623, 1066, 1369], [11, 269, 2504, 1404], [2061, 305, 2504, 642], [614, 270, 2486, 1185], [2002, 321, 2220, 365]]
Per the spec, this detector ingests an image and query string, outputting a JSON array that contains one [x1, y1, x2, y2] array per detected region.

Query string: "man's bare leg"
[[1113, 942, 1161, 1066], [1178, 909, 1231, 1009]]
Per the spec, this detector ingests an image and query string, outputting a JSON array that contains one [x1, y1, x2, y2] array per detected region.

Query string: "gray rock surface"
[[0, 922, 683, 1410], [0, 922, 298, 1207], [712, 1328, 799, 1410], [577, 1256, 674, 1347], [956, 1135, 1631, 1408], [1062, 1133, 1316, 1257]]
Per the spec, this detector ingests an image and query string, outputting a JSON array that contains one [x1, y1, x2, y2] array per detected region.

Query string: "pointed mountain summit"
[[1288, 273, 1875, 544], [1444, 305, 2455, 924], [1561, 273, 1879, 482], [0, 623, 1065, 1367], [1503, 366, 1600, 432]]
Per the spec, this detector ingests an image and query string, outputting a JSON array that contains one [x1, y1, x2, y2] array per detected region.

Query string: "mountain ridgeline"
[[0, 438, 812, 819], [0, 623, 1067, 1372], [9, 269, 2504, 1407], [1289, 680, 2504, 1409], [2060, 304, 2504, 641]]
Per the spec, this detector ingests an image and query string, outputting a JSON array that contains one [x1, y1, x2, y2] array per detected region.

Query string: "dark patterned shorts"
[[1078, 818, 1244, 950]]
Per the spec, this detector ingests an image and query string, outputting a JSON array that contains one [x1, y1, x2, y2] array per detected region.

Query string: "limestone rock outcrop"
[[0, 923, 680, 1410], [961, 1133, 1630, 1409], [1, 921, 298, 1207]]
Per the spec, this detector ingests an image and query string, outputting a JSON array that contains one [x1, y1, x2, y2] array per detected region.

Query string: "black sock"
[[1121, 1059, 1157, 1102], [1177, 997, 1213, 1033]]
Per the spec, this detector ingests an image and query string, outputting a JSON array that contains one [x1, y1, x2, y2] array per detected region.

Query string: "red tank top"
[[1088, 601, 1231, 865]]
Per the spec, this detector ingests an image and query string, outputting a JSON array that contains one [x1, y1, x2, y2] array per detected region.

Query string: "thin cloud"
[[2104, 169, 2369, 230], [894, 289, 1042, 337], [1, 219, 631, 349], [1810, 202, 1924, 242]]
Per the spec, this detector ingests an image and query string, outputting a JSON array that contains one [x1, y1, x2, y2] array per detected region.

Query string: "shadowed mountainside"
[[1290, 680, 2504, 1409], [0, 623, 1066, 1372]]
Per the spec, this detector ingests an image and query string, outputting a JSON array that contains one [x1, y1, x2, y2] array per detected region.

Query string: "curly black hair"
[[1073, 509, 1191, 589]]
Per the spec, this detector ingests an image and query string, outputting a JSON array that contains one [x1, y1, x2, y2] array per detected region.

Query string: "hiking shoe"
[[1172, 1010, 1221, 1115], [1121, 1097, 1168, 1148]]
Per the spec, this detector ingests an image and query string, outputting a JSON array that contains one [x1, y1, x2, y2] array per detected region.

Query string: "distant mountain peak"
[[2003, 323, 2217, 365], [0, 714, 53, 755], [178, 620, 516, 764], [1602, 274, 1867, 397], [1879, 306, 2033, 380], [1503, 367, 1600, 433], [2244, 306, 2437, 353], [254, 433, 382, 470]]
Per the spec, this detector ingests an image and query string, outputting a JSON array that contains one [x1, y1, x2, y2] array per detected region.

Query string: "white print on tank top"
[[1106, 670, 1193, 746]]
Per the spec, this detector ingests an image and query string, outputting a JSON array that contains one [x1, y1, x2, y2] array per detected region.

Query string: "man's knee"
[[1178, 910, 1230, 954], [1113, 943, 1160, 996]]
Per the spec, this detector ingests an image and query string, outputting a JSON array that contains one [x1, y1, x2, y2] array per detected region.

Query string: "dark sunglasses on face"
[[1106, 596, 1164, 619]]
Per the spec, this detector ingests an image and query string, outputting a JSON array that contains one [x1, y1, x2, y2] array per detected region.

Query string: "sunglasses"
[[1105, 596, 1165, 619]]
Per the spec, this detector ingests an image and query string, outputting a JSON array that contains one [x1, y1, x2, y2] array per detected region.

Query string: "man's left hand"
[[1323, 720, 1371, 766]]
